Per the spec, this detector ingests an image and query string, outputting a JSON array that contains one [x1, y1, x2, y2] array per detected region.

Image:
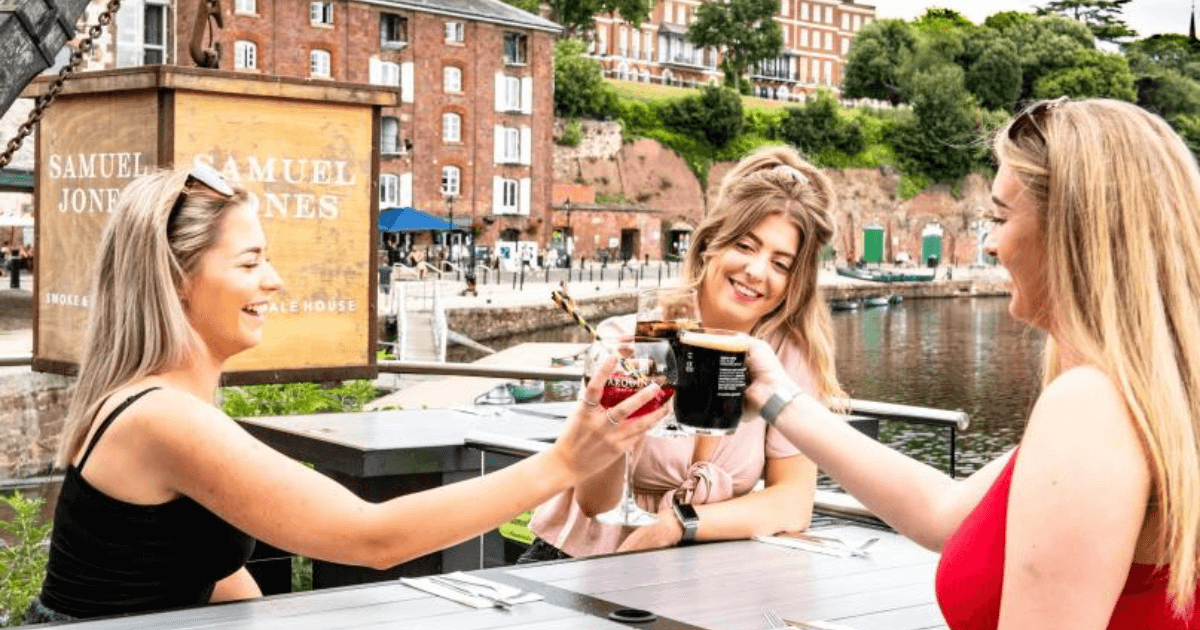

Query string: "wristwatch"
[[672, 500, 700, 545], [761, 380, 805, 426]]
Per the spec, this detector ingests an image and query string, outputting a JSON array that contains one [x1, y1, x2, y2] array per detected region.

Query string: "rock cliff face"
[[553, 120, 995, 266]]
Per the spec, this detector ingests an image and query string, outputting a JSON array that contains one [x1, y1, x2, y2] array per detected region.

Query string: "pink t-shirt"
[[528, 316, 812, 557]]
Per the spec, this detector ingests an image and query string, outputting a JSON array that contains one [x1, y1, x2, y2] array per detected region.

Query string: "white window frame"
[[143, 0, 167, 64], [310, 1, 332, 25], [370, 60, 400, 86], [801, 2, 809, 21], [442, 112, 461, 143], [443, 66, 462, 93], [504, 76, 520, 111], [235, 0, 255, 14], [501, 127, 519, 163], [381, 116, 401, 155], [496, 177, 519, 214], [441, 166, 461, 197], [445, 21, 464, 43], [380, 174, 399, 207], [310, 49, 331, 78], [381, 13, 407, 47], [234, 40, 256, 70]]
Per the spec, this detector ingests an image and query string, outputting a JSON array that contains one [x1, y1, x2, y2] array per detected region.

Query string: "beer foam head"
[[680, 330, 750, 352]]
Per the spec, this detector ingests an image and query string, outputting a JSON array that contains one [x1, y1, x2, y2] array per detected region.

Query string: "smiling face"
[[986, 163, 1051, 329], [698, 212, 799, 333], [182, 203, 284, 362]]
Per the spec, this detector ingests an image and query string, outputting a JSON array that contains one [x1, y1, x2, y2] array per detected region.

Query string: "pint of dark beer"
[[674, 328, 751, 436]]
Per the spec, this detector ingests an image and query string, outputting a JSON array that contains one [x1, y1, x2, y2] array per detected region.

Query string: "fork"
[[793, 533, 880, 557], [763, 608, 859, 630], [429, 576, 513, 609], [762, 608, 793, 629]]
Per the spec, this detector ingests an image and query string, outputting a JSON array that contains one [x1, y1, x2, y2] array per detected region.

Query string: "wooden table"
[[54, 524, 946, 630]]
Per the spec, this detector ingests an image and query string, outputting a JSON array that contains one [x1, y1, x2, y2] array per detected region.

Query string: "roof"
[[373, 0, 563, 34]]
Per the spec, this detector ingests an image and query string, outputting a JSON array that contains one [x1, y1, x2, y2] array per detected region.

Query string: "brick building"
[[69, 0, 560, 267], [589, 0, 876, 100]]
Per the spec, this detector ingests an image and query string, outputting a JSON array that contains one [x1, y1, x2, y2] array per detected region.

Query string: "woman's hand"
[[744, 338, 794, 413], [549, 355, 669, 484], [616, 509, 683, 552]]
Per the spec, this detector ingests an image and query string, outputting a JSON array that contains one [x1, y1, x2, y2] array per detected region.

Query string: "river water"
[[452, 296, 1046, 479]]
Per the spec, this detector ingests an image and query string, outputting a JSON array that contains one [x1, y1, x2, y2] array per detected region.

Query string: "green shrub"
[[220, 381, 379, 418], [897, 172, 933, 200], [291, 556, 313, 592], [558, 119, 583, 147], [0, 492, 52, 627]]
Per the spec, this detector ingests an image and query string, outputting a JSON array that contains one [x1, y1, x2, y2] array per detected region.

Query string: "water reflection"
[[831, 297, 1045, 476]]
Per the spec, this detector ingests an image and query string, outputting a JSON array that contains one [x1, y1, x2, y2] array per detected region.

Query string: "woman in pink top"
[[742, 99, 1200, 628], [526, 145, 846, 559]]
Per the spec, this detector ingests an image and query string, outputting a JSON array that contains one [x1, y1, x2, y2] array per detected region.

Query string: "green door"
[[922, 234, 942, 263], [863, 226, 884, 263]]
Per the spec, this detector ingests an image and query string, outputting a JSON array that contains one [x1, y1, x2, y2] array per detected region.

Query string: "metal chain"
[[0, 0, 122, 170]]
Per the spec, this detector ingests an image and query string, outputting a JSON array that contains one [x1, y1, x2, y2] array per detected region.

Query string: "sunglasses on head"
[[1007, 95, 1069, 144], [168, 164, 235, 228]]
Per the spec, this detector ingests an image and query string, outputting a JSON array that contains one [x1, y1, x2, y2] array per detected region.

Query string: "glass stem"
[[621, 450, 635, 510]]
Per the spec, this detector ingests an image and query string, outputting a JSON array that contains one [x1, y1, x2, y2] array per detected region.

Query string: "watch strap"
[[673, 502, 699, 544], [761, 380, 804, 426]]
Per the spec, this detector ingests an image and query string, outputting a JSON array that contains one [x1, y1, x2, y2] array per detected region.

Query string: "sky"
[[875, 0, 1193, 39]]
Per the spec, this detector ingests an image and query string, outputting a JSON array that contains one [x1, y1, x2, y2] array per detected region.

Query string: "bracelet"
[[760, 380, 805, 426]]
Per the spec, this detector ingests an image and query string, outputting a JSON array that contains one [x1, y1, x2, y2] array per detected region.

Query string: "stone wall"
[[0, 372, 72, 477], [447, 292, 636, 342]]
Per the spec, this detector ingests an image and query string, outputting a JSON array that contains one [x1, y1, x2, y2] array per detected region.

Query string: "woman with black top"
[[26, 166, 666, 623]]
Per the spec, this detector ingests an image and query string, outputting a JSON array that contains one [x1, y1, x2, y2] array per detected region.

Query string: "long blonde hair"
[[997, 98, 1200, 610], [56, 169, 248, 468], [685, 144, 845, 401]]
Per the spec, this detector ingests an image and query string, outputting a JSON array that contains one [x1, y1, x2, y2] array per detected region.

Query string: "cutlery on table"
[[763, 608, 860, 630], [428, 576, 513, 609], [792, 533, 880, 557]]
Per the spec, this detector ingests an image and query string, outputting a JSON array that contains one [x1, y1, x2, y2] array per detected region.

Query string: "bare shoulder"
[[115, 386, 247, 458]]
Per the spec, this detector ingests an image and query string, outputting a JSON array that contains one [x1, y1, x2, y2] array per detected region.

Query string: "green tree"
[[1032, 48, 1136, 101], [498, 0, 540, 14], [965, 38, 1024, 111], [842, 19, 917, 105], [1135, 70, 1200, 121], [553, 38, 619, 119], [1123, 34, 1200, 81], [546, 0, 653, 37], [983, 10, 1036, 32], [662, 84, 744, 147], [688, 0, 783, 88], [893, 65, 986, 183], [1037, 0, 1136, 44], [779, 91, 864, 157], [1002, 14, 1095, 102]]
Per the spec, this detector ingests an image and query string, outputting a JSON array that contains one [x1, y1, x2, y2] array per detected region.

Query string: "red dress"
[[935, 448, 1200, 629]]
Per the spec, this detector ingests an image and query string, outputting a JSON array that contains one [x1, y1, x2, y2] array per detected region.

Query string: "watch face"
[[674, 502, 699, 522]]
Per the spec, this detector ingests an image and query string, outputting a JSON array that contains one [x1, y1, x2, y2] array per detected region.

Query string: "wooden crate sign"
[[29, 67, 397, 384]]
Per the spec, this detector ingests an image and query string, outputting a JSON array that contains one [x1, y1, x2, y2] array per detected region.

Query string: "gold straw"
[[550, 289, 647, 386]]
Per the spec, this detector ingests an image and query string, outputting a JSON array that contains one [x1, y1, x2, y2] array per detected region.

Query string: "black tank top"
[[40, 388, 256, 618]]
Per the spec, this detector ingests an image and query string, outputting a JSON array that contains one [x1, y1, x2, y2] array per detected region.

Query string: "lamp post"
[[445, 193, 455, 264]]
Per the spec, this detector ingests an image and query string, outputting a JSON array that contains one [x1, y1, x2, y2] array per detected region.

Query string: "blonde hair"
[[996, 98, 1200, 611], [56, 169, 248, 468], [684, 145, 845, 401]]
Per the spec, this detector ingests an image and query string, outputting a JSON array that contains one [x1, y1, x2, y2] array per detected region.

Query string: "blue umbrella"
[[379, 207, 456, 232]]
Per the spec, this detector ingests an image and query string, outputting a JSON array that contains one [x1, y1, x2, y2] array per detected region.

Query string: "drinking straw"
[[550, 289, 647, 387]]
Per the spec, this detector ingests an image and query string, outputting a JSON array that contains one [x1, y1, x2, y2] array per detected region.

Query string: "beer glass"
[[635, 287, 700, 438], [585, 334, 676, 527], [673, 328, 751, 436]]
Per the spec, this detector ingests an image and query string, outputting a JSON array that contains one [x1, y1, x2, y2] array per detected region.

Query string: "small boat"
[[550, 350, 584, 367], [863, 295, 891, 308], [830, 299, 861, 311], [506, 379, 546, 402], [889, 294, 904, 304], [836, 267, 936, 283]]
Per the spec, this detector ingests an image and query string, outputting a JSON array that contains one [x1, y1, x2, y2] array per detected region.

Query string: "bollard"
[[634, 266, 640, 287], [512, 270, 518, 290], [519, 264, 525, 290], [658, 265, 663, 286], [618, 268, 623, 287]]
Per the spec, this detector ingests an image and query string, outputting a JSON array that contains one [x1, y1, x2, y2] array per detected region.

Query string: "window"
[[632, 28, 641, 59], [441, 166, 461, 197], [825, 32, 833, 51], [442, 113, 461, 143], [504, 32, 527, 65], [499, 126, 519, 162], [445, 21, 464, 43], [380, 174, 398, 207], [310, 1, 332, 25], [498, 178, 518, 213], [443, 66, 462, 93], [143, 1, 167, 64], [841, 37, 850, 55], [381, 14, 407, 47], [801, 2, 809, 20], [370, 60, 400, 86], [504, 76, 520, 110], [235, 0, 255, 14], [234, 40, 256, 70], [310, 50, 330, 77], [381, 116, 401, 154], [800, 28, 808, 47]]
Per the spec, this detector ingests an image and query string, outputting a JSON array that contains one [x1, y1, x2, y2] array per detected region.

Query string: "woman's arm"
[[130, 358, 667, 571], [616, 452, 815, 552], [998, 366, 1149, 629], [745, 338, 1012, 550], [209, 567, 261, 603]]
